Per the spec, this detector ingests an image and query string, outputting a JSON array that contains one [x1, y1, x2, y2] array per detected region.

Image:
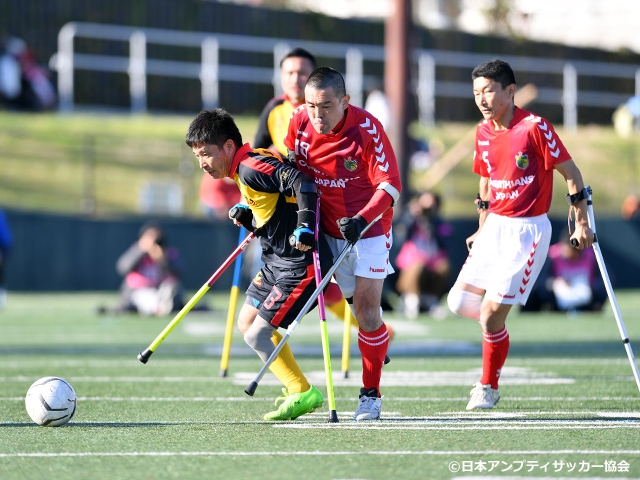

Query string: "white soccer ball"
[[25, 377, 77, 427]]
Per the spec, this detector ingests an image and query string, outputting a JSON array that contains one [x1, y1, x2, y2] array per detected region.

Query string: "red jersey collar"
[[329, 106, 349, 134], [505, 106, 524, 129], [229, 143, 253, 177]]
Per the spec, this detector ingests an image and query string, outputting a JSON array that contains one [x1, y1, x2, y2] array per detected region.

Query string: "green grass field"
[[2, 291, 640, 479]]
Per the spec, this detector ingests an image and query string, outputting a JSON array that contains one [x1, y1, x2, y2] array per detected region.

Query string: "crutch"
[[138, 232, 255, 364], [244, 213, 384, 396], [310, 198, 339, 422], [570, 186, 640, 393], [219, 227, 248, 377], [342, 306, 353, 378]]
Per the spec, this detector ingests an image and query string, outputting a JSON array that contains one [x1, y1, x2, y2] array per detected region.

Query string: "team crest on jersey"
[[515, 151, 529, 169], [343, 156, 358, 172]]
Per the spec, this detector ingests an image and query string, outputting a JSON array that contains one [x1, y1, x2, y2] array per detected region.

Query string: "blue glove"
[[289, 225, 315, 249], [337, 214, 368, 243], [228, 204, 254, 232]]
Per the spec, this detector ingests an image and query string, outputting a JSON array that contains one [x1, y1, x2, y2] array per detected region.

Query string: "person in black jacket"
[[186, 108, 326, 421]]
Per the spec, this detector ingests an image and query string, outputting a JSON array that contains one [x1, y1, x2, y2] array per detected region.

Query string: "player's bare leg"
[[238, 304, 321, 420], [353, 276, 384, 332], [352, 276, 388, 420], [448, 281, 511, 410]]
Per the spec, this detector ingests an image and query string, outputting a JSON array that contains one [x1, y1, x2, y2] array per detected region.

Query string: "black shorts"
[[245, 263, 320, 329]]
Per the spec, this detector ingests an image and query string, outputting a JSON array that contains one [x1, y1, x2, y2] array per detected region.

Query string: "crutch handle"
[[568, 237, 596, 248]]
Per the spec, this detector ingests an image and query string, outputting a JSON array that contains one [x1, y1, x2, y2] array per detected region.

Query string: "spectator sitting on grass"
[[99, 222, 184, 316]]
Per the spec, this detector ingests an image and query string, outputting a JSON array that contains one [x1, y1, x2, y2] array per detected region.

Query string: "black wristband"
[[476, 193, 489, 210], [565, 187, 588, 206], [296, 209, 316, 228]]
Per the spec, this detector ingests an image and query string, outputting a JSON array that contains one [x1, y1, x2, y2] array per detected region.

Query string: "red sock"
[[480, 326, 510, 389], [358, 324, 389, 396]]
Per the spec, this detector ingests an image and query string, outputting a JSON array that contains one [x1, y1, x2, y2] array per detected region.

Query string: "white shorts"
[[323, 231, 394, 300], [457, 213, 551, 305]]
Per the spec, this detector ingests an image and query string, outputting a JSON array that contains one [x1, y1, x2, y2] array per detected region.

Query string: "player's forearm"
[[559, 160, 589, 228], [116, 244, 146, 275], [292, 172, 318, 213], [477, 176, 490, 229], [358, 188, 395, 223]]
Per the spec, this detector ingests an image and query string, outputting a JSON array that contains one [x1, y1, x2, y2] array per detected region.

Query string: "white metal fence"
[[49, 22, 640, 131]]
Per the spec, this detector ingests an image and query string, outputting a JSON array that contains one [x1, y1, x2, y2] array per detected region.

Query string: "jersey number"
[[481, 151, 491, 173], [295, 139, 310, 159], [263, 286, 283, 310]]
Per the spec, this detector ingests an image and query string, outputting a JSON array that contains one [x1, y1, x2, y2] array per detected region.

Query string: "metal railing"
[[50, 22, 640, 131]]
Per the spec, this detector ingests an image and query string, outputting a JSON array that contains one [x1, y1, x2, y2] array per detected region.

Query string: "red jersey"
[[284, 104, 402, 238], [473, 107, 571, 217]]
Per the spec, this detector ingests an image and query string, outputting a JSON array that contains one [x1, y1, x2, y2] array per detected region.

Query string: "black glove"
[[289, 225, 315, 249], [228, 204, 254, 232], [288, 208, 316, 249], [337, 214, 368, 243]]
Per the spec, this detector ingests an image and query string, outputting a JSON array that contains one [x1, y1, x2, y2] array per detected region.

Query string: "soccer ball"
[[25, 377, 77, 427]]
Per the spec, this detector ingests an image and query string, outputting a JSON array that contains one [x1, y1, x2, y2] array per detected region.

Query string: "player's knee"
[[447, 288, 482, 321], [242, 328, 259, 351], [243, 320, 272, 351]]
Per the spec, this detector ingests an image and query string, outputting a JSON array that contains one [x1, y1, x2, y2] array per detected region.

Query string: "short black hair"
[[280, 47, 316, 69], [472, 59, 517, 89], [306, 67, 346, 98], [185, 108, 242, 148]]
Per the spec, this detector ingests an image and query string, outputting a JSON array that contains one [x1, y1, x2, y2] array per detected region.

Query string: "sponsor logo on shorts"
[[497, 293, 516, 299], [369, 267, 385, 273]]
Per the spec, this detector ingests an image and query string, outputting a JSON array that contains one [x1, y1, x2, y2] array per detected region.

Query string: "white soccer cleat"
[[466, 382, 500, 410], [354, 389, 382, 421]]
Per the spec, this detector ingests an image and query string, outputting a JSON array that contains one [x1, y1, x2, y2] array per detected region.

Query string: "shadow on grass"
[[0, 422, 188, 428]]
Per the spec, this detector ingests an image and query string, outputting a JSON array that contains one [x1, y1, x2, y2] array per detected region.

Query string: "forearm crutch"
[[311, 198, 339, 422], [219, 227, 248, 377], [571, 186, 640, 393], [138, 232, 255, 364], [244, 213, 384, 396], [342, 306, 353, 378]]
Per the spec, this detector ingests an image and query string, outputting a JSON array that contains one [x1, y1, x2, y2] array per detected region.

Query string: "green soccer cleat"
[[264, 385, 324, 421]]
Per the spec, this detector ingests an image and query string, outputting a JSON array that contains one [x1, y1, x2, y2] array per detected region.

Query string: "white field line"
[[232, 368, 577, 387], [1, 376, 226, 383], [1, 357, 630, 368], [0, 449, 639, 458], [275, 420, 640, 431], [0, 367, 579, 387], [4, 411, 640, 427]]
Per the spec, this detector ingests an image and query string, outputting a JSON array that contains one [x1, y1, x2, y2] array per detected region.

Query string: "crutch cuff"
[[565, 187, 589, 206]]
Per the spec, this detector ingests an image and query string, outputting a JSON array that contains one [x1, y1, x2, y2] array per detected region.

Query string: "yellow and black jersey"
[[253, 94, 297, 159], [230, 143, 319, 270]]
